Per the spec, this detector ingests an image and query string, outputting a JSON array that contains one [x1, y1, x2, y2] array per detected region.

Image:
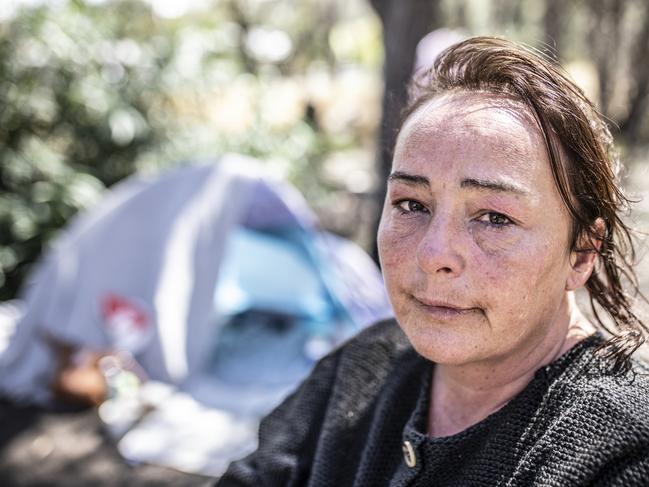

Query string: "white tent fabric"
[[0, 154, 393, 406]]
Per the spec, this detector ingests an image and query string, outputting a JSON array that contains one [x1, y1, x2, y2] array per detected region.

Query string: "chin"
[[398, 320, 486, 365]]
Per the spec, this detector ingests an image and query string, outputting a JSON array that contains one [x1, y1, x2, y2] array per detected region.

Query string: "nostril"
[[438, 266, 453, 274]]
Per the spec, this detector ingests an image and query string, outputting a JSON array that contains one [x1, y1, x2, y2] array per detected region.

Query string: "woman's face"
[[378, 91, 580, 367]]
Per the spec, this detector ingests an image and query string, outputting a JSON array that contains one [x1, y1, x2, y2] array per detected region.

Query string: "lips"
[[412, 296, 480, 318]]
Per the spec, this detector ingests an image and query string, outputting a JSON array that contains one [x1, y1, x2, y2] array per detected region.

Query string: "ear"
[[565, 218, 605, 291]]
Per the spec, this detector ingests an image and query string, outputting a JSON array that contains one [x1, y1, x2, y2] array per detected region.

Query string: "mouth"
[[411, 296, 481, 319]]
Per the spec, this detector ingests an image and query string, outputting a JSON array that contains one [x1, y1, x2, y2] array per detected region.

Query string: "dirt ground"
[[0, 399, 213, 486]]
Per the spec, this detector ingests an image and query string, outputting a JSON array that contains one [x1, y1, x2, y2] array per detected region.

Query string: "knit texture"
[[217, 319, 649, 486]]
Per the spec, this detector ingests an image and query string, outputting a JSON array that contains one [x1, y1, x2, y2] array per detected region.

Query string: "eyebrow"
[[388, 172, 530, 196], [388, 171, 429, 187], [460, 178, 530, 196]]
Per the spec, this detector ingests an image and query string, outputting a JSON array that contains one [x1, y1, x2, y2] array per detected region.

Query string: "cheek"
[[377, 217, 424, 312], [377, 213, 421, 268], [475, 239, 569, 319], [470, 224, 522, 256]]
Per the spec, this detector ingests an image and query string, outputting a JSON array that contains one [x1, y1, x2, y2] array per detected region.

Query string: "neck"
[[428, 292, 595, 437]]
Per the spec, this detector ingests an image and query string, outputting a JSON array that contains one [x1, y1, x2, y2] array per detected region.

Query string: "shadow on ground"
[[0, 399, 212, 486]]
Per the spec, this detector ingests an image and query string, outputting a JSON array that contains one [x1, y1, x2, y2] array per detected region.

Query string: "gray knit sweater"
[[217, 319, 649, 486]]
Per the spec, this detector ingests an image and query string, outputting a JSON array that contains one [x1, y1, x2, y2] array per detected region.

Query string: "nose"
[[416, 212, 466, 277]]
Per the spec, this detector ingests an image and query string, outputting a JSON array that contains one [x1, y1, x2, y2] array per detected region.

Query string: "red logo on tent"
[[102, 294, 148, 329], [100, 294, 152, 352]]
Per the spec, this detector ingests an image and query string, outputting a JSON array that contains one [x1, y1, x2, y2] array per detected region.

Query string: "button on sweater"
[[217, 319, 649, 486]]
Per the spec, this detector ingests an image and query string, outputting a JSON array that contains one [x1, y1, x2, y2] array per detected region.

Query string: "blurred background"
[[1, 0, 649, 302], [1, 0, 649, 484]]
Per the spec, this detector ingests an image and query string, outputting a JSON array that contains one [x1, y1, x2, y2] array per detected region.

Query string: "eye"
[[478, 211, 513, 227], [395, 199, 428, 214]]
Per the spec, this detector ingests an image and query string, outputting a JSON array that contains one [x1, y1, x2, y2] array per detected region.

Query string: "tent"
[[0, 154, 393, 475]]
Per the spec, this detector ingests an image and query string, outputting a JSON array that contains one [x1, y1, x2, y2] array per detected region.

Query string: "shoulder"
[[337, 317, 411, 357], [510, 347, 649, 485], [315, 318, 423, 426], [565, 353, 649, 429], [540, 348, 649, 461], [216, 318, 418, 486], [331, 318, 416, 381], [258, 318, 414, 419], [559, 362, 649, 484], [541, 336, 649, 417]]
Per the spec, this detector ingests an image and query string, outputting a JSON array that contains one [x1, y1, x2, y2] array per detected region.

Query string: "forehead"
[[394, 92, 549, 177]]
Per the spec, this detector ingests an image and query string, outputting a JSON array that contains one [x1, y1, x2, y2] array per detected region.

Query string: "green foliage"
[[0, 0, 383, 300], [0, 1, 173, 298]]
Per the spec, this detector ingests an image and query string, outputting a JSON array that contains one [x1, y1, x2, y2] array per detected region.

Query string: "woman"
[[217, 37, 649, 486]]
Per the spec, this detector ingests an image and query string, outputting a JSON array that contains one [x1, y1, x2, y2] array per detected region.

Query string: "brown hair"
[[399, 36, 647, 374]]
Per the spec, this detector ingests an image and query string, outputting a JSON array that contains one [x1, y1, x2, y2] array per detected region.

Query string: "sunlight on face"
[[378, 92, 576, 367]]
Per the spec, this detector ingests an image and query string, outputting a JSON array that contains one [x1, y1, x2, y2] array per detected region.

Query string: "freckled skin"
[[377, 92, 585, 375]]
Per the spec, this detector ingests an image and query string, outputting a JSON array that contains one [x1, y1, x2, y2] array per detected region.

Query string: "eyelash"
[[394, 199, 428, 215], [476, 211, 514, 229], [393, 199, 514, 229]]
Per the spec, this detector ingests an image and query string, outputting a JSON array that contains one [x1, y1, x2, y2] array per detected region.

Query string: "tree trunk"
[[587, 0, 625, 116], [620, 1, 649, 143], [368, 0, 441, 263], [543, 0, 567, 61]]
